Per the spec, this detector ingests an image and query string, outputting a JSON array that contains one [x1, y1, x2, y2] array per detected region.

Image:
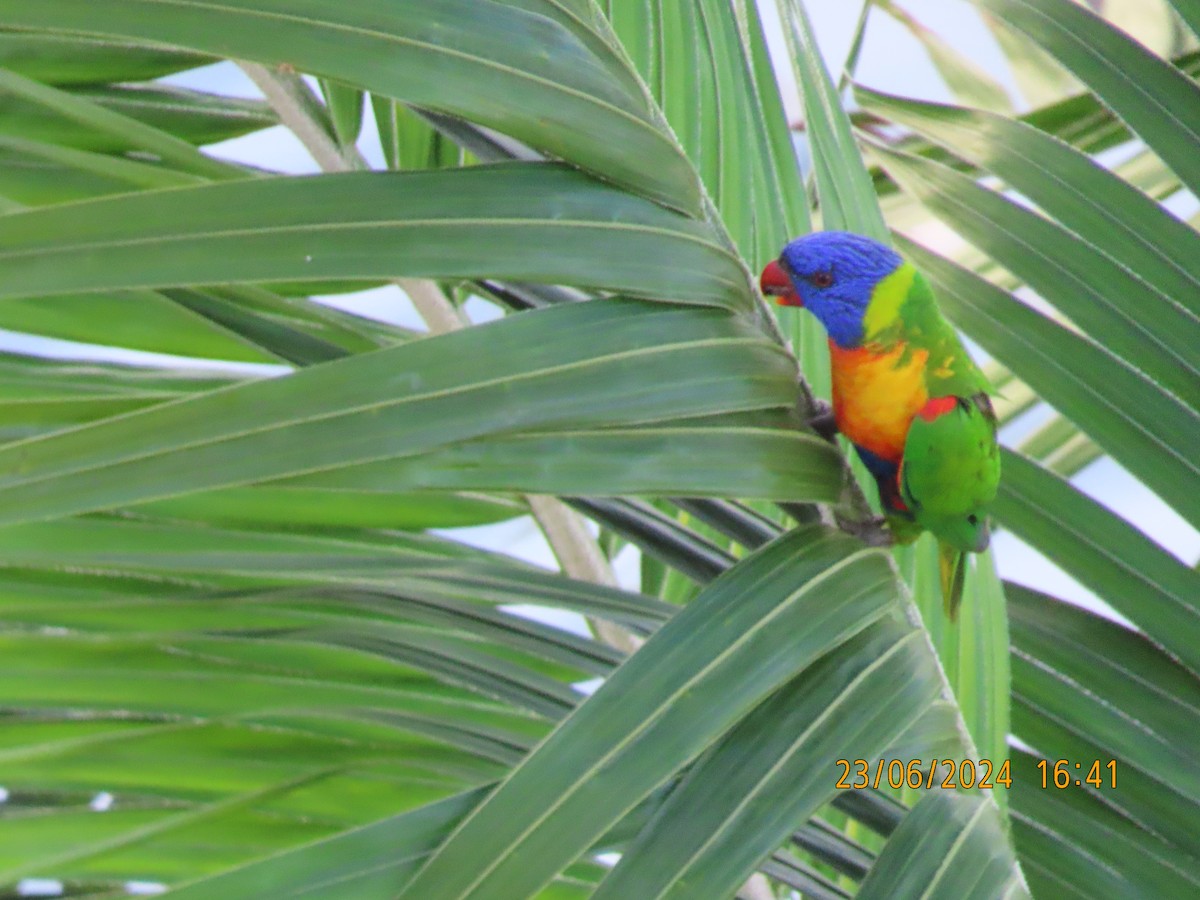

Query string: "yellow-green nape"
[[862, 262, 916, 339]]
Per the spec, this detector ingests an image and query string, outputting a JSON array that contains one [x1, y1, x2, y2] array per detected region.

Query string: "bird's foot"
[[807, 398, 839, 442], [835, 512, 894, 547]]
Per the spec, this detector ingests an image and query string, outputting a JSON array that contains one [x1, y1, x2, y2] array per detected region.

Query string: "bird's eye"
[[810, 271, 834, 288], [967, 514, 979, 526]]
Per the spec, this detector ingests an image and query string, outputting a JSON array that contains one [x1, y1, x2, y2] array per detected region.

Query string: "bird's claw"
[[835, 513, 894, 547], [807, 398, 838, 442]]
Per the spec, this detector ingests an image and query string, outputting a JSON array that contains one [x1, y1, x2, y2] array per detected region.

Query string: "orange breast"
[[830, 340, 929, 462]]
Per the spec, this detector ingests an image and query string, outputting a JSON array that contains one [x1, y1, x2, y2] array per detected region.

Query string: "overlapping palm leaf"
[[0, 0, 1193, 897]]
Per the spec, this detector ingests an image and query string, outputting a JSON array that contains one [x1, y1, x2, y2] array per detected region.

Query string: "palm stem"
[[237, 60, 635, 652]]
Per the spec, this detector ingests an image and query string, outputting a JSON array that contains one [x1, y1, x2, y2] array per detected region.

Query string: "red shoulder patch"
[[917, 395, 958, 422]]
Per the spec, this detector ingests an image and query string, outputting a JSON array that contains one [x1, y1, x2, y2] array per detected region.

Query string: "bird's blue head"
[[760, 231, 903, 348]]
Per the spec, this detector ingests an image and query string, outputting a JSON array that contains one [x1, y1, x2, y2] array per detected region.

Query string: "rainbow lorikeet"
[[760, 231, 1000, 619]]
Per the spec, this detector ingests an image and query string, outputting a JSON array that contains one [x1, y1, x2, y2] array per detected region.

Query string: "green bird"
[[760, 231, 1000, 619]]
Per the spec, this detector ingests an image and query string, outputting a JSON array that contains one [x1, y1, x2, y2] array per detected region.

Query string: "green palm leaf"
[[0, 0, 1194, 896], [0, 0, 702, 211]]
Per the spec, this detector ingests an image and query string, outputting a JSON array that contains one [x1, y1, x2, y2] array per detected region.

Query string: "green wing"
[[900, 393, 1000, 620], [890, 267, 999, 619], [900, 393, 1000, 552]]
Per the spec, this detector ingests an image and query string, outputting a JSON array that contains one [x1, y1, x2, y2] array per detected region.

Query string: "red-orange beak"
[[760, 260, 802, 306]]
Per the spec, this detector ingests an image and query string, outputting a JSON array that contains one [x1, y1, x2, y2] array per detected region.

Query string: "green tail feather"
[[937, 542, 968, 621]]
